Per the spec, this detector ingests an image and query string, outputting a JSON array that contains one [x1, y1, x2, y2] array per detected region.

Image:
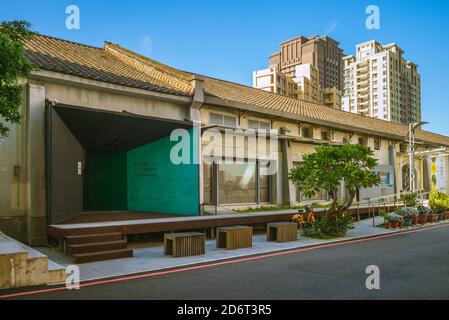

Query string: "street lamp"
[[408, 121, 429, 192]]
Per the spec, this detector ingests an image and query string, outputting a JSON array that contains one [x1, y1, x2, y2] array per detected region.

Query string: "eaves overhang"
[[28, 69, 193, 105], [203, 95, 445, 147]]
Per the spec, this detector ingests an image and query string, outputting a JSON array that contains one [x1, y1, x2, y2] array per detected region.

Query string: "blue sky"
[[1, 0, 448, 135]]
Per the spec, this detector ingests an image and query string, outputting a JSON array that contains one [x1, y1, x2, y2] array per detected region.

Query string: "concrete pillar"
[[25, 83, 47, 246], [189, 76, 204, 214], [389, 145, 400, 195], [422, 157, 431, 193], [280, 139, 295, 206], [444, 156, 449, 195]]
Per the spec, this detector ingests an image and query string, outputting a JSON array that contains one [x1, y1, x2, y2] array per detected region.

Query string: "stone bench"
[[267, 222, 298, 243], [217, 226, 253, 250], [164, 232, 206, 257]]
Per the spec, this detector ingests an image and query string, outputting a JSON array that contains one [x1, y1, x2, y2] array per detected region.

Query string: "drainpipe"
[[189, 76, 205, 214]]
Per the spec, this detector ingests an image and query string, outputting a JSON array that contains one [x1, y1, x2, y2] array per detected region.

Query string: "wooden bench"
[[267, 222, 298, 243], [217, 226, 253, 250], [164, 232, 206, 257]]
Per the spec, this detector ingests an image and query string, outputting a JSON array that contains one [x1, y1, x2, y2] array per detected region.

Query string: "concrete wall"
[[0, 83, 27, 242], [44, 82, 189, 122], [48, 108, 85, 224], [0, 232, 65, 290]]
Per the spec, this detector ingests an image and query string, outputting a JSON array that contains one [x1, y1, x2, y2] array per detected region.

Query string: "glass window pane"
[[259, 122, 271, 131], [248, 120, 259, 130], [223, 115, 237, 127], [210, 113, 223, 125], [218, 161, 256, 204]]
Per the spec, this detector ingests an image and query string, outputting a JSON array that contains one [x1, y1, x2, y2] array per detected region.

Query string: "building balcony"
[[357, 66, 369, 73], [358, 93, 369, 99], [356, 73, 369, 80], [357, 79, 369, 86], [357, 85, 369, 91], [359, 100, 369, 107], [359, 107, 370, 113]]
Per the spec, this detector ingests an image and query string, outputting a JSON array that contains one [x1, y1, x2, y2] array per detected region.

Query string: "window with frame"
[[209, 112, 237, 127], [301, 127, 313, 138], [358, 136, 368, 146], [247, 119, 271, 131], [321, 130, 329, 141], [374, 138, 381, 150]]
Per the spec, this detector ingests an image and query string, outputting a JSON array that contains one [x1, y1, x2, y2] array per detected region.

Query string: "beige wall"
[[0, 84, 28, 243], [44, 82, 189, 121]]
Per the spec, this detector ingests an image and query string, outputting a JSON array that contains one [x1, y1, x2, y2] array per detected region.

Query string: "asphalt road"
[[5, 224, 449, 300]]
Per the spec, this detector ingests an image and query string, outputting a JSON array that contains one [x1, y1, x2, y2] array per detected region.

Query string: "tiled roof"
[[24, 34, 449, 147], [202, 77, 449, 147], [25, 34, 192, 96]]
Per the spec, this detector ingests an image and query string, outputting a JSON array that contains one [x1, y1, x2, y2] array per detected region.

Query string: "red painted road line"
[[1, 223, 448, 299]]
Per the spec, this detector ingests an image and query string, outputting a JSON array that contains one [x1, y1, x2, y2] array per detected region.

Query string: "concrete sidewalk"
[[35, 216, 449, 283]]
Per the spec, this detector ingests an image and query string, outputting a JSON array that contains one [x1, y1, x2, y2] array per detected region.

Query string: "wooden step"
[[74, 248, 133, 264], [66, 233, 123, 245], [69, 240, 128, 254]]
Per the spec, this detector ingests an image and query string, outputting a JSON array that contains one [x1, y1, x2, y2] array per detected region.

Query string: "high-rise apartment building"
[[342, 40, 421, 124], [253, 35, 344, 109]]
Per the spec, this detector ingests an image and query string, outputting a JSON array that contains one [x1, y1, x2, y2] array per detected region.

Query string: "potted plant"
[[386, 212, 403, 228], [396, 207, 418, 227], [417, 205, 430, 224], [444, 211, 449, 220], [429, 191, 449, 221], [417, 205, 435, 223], [412, 215, 419, 225]]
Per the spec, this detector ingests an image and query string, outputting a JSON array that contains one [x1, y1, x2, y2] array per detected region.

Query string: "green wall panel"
[[127, 130, 199, 216], [83, 130, 199, 215], [84, 151, 127, 211]]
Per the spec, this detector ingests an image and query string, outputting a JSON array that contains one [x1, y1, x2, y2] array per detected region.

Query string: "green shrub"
[[302, 214, 355, 239], [401, 192, 419, 207], [429, 192, 449, 214]]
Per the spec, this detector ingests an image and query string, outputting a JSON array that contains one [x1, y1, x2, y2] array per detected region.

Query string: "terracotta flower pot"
[[412, 217, 419, 225], [418, 214, 428, 224], [384, 222, 391, 229], [390, 221, 398, 228], [444, 212, 449, 220], [427, 214, 438, 223]]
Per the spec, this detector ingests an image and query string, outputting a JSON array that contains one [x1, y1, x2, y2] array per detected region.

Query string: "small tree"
[[289, 144, 381, 218], [0, 20, 35, 137]]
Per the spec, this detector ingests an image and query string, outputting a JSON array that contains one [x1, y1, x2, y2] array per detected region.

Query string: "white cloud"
[[323, 20, 338, 35]]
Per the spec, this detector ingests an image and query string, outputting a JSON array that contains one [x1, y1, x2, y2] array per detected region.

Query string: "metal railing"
[[201, 190, 433, 222], [351, 190, 431, 227]]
